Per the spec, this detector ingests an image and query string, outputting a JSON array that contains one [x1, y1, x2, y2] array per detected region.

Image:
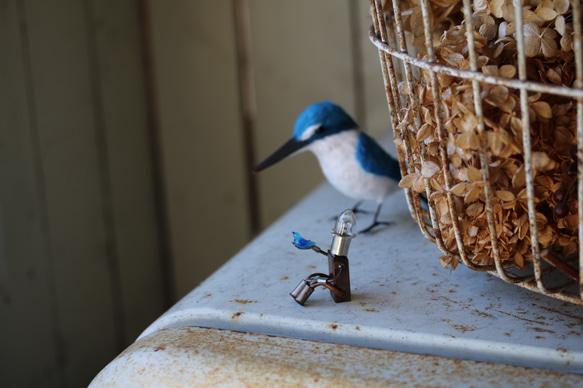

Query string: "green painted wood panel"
[[90, 0, 166, 344], [1, 1, 166, 386], [146, 0, 252, 299], [0, 1, 62, 386]]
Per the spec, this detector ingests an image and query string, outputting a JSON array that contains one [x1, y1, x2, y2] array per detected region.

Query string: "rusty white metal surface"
[[139, 183, 583, 375], [91, 326, 583, 387]]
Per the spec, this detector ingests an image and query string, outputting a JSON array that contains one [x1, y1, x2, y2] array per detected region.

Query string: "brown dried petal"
[[555, 15, 566, 36], [563, 214, 578, 229], [457, 130, 480, 150], [430, 177, 444, 192], [514, 252, 525, 269], [467, 166, 483, 182], [499, 65, 517, 78], [540, 28, 559, 58], [532, 152, 558, 171], [560, 32, 573, 52], [512, 164, 526, 188], [399, 173, 421, 189], [439, 255, 458, 270], [524, 23, 542, 57], [502, 2, 515, 22], [490, 0, 505, 18], [421, 161, 440, 178], [482, 65, 498, 76], [493, 42, 505, 58], [474, 0, 488, 12], [536, 6, 557, 21], [496, 190, 515, 202], [451, 182, 467, 195], [538, 225, 554, 247], [416, 123, 433, 142], [476, 56, 489, 68], [498, 21, 509, 38], [413, 176, 427, 193], [465, 187, 481, 203], [536, 212, 549, 224], [479, 24, 497, 40], [486, 86, 509, 106], [553, 0, 569, 15], [466, 201, 484, 217], [532, 101, 553, 119], [546, 68, 562, 84]]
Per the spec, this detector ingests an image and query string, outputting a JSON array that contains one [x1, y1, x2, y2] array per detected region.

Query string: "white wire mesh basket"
[[369, 0, 582, 305]]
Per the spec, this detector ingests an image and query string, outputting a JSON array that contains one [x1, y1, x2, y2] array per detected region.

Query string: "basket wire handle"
[[463, 0, 533, 282], [419, 0, 482, 270], [390, 0, 442, 245], [512, 0, 546, 291], [370, 0, 430, 237], [461, 0, 506, 276]]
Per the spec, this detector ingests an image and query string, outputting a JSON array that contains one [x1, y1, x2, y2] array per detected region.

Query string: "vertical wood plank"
[[0, 1, 61, 386], [90, 0, 166, 343], [147, 0, 252, 298], [22, 0, 118, 384], [248, 0, 357, 228]]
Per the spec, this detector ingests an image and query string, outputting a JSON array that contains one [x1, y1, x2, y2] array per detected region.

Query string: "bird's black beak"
[[252, 137, 309, 173]]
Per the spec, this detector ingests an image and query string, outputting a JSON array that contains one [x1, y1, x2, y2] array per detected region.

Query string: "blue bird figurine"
[[253, 101, 402, 233]]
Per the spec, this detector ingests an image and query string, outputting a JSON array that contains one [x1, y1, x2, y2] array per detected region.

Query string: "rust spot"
[[527, 326, 556, 335], [359, 302, 367, 307], [280, 276, 289, 281], [450, 324, 476, 334], [153, 344, 166, 352], [232, 312, 244, 319], [471, 309, 496, 319], [232, 299, 258, 305], [364, 308, 379, 313], [204, 293, 213, 298], [308, 265, 317, 269], [490, 309, 549, 326], [355, 326, 361, 331], [328, 323, 340, 330], [539, 306, 583, 324]]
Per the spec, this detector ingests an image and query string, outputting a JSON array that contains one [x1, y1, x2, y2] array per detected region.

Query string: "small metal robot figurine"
[[290, 209, 356, 306]]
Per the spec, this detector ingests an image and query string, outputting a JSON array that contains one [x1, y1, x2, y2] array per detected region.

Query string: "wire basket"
[[369, 0, 582, 305]]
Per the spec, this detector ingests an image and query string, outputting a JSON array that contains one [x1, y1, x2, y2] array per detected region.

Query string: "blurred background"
[[1, 0, 392, 386]]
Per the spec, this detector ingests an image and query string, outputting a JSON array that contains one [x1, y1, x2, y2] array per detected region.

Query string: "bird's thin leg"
[[351, 200, 371, 215], [359, 203, 392, 234]]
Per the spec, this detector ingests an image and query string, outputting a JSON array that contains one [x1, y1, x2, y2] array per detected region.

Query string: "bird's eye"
[[315, 126, 325, 134]]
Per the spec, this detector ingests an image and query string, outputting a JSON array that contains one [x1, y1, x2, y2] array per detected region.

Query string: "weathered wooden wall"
[[0, 1, 391, 386]]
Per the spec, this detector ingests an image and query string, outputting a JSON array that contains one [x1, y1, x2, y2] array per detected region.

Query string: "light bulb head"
[[330, 209, 356, 256], [333, 209, 356, 237]]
